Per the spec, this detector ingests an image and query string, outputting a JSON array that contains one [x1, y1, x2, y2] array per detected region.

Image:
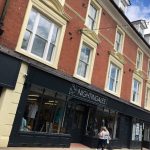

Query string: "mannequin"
[[28, 101, 38, 130]]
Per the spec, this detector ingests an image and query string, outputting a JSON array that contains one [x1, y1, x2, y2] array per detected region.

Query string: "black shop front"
[[9, 66, 150, 149]]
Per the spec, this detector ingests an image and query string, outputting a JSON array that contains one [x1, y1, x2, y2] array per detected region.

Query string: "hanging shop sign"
[[68, 84, 107, 106]]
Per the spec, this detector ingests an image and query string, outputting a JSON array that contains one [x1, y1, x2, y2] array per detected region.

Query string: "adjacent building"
[[0, 0, 150, 149]]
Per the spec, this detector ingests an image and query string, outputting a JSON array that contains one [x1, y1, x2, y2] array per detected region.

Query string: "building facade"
[[0, 0, 150, 149]]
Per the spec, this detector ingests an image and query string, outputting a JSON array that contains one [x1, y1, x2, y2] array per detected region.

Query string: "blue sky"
[[126, 0, 150, 33]]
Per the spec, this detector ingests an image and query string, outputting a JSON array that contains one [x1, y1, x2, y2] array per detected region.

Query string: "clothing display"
[[20, 117, 28, 131], [28, 103, 38, 119]]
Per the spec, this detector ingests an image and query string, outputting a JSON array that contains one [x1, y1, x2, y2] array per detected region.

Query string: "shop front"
[[9, 66, 150, 149]]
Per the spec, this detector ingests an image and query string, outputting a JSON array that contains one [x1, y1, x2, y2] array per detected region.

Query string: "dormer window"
[[114, 0, 131, 13], [132, 20, 148, 37]]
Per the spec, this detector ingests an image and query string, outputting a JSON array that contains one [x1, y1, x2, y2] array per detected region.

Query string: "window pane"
[[89, 5, 97, 20], [27, 9, 37, 31], [80, 45, 90, 63], [77, 44, 91, 77], [46, 43, 55, 61], [132, 79, 140, 102], [115, 31, 122, 51], [21, 30, 31, 50], [36, 16, 51, 39], [87, 18, 94, 30], [51, 25, 58, 44], [108, 64, 120, 92], [77, 61, 87, 77], [31, 36, 46, 57]]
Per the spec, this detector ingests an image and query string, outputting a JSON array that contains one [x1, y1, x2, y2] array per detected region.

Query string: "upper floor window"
[[114, 0, 130, 13], [147, 60, 150, 79], [77, 44, 91, 78], [74, 34, 97, 83], [105, 56, 123, 97], [85, 0, 102, 34], [120, 0, 126, 12], [107, 63, 120, 93], [21, 9, 59, 62], [145, 87, 150, 109], [114, 28, 124, 53], [136, 50, 143, 70], [16, 0, 68, 69], [87, 4, 97, 30], [131, 79, 140, 103]]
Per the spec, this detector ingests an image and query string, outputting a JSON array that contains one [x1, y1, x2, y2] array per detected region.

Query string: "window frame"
[[147, 59, 150, 79], [114, 27, 125, 53], [58, 0, 65, 6], [105, 55, 123, 97], [144, 84, 150, 110], [74, 34, 97, 84], [130, 73, 143, 106], [85, 0, 102, 34], [16, 0, 67, 69], [136, 49, 143, 71]]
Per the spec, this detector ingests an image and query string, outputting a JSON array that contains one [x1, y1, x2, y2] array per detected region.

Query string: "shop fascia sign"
[[68, 84, 107, 106]]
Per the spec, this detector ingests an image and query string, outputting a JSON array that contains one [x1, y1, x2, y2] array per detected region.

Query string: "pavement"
[[0, 143, 149, 150]]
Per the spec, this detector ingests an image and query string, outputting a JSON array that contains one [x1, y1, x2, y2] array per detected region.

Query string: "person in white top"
[[96, 126, 111, 150]]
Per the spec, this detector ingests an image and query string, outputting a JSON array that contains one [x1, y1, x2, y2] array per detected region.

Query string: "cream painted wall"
[[0, 63, 28, 147]]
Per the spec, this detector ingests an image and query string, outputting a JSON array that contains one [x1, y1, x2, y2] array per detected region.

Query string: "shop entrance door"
[[64, 102, 87, 142], [120, 116, 131, 148]]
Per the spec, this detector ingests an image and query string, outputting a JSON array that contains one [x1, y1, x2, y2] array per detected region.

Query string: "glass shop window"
[[131, 119, 143, 141], [85, 107, 118, 139], [144, 124, 150, 141], [62, 101, 87, 134], [19, 84, 66, 133]]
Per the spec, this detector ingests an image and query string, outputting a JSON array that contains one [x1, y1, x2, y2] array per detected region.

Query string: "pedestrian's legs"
[[97, 139, 101, 149]]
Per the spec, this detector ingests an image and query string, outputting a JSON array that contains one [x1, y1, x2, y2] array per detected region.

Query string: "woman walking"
[[96, 126, 111, 150]]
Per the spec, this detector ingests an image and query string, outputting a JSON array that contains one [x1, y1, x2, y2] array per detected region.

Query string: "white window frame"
[[105, 55, 123, 97], [85, 0, 102, 34], [58, 0, 65, 6], [16, 0, 67, 69], [74, 34, 97, 83], [144, 84, 150, 110], [136, 50, 143, 71], [21, 9, 60, 62], [114, 27, 125, 53], [130, 73, 143, 106], [147, 59, 150, 79]]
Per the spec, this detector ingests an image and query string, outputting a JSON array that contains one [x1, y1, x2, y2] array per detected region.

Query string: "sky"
[[126, 0, 150, 34]]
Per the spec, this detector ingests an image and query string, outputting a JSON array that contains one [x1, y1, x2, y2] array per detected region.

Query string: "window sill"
[[130, 100, 141, 107], [16, 49, 58, 69], [73, 74, 91, 84], [104, 88, 120, 97]]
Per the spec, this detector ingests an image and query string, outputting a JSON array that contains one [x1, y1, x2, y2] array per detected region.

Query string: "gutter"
[[0, 0, 10, 35]]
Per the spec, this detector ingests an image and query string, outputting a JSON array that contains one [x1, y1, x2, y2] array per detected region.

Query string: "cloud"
[[126, 4, 150, 34]]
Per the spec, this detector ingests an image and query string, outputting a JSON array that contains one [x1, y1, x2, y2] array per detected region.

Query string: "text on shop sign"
[[69, 84, 107, 106]]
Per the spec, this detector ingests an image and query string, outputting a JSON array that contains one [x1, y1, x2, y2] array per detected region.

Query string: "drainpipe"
[[0, 0, 10, 35]]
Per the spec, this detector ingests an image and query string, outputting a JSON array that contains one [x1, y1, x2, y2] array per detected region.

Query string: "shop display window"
[[131, 119, 143, 141], [85, 107, 118, 139], [20, 84, 66, 133], [144, 124, 150, 141]]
